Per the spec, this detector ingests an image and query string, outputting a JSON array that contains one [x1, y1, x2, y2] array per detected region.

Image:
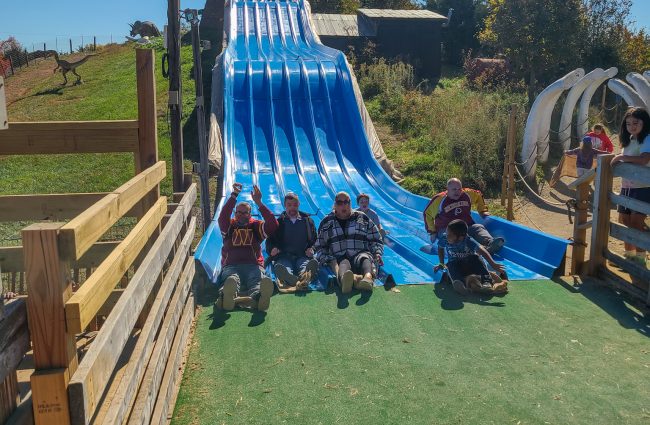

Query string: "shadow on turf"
[[433, 281, 506, 310], [324, 281, 373, 309], [553, 277, 649, 338]]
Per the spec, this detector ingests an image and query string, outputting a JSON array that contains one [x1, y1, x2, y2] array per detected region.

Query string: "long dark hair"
[[619, 107, 650, 147]]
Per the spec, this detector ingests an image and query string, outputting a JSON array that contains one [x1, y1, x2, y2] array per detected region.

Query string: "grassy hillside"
[[1, 42, 197, 243]]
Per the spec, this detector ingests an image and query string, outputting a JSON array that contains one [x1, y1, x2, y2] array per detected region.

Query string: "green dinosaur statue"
[[45, 50, 96, 85]]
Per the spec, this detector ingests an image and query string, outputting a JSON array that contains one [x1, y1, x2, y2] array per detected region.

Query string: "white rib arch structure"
[[522, 69, 583, 176], [608, 78, 645, 109], [626, 72, 650, 110], [577, 67, 618, 139], [559, 68, 605, 151]]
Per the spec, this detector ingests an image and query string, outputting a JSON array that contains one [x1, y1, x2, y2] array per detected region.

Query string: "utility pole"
[[184, 8, 211, 229], [168, 0, 184, 192]]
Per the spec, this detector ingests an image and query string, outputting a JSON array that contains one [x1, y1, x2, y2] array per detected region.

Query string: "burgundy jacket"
[[218, 196, 278, 267]]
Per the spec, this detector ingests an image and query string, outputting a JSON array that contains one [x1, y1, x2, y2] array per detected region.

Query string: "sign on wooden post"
[[23, 223, 77, 425], [0, 77, 7, 130]]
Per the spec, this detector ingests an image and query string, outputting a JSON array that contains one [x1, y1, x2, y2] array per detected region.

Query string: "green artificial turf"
[[171, 281, 650, 425]]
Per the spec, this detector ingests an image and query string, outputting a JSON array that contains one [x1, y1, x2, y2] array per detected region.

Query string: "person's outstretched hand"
[[270, 247, 280, 257], [232, 182, 243, 197], [251, 185, 263, 205]]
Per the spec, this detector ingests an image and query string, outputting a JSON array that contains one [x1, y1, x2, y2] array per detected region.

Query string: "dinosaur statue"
[[45, 50, 96, 85], [129, 21, 162, 38]]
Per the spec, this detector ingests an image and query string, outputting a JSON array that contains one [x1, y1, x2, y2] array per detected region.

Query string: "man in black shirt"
[[266, 192, 318, 290]]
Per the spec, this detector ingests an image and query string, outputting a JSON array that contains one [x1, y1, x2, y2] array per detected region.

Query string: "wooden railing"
[[568, 168, 596, 275], [0, 49, 199, 425], [0, 298, 29, 424], [588, 154, 650, 304]]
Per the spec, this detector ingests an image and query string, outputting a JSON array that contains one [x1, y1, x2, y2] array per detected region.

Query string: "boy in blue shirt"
[[435, 219, 507, 295]]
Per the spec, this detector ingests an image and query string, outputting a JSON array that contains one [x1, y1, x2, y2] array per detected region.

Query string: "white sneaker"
[[220, 276, 237, 311], [340, 270, 354, 294], [257, 277, 273, 311]]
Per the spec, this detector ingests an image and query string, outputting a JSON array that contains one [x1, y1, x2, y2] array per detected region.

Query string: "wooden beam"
[[58, 161, 166, 260], [149, 292, 195, 425], [0, 241, 119, 274], [0, 326, 29, 385], [0, 121, 139, 155], [65, 197, 167, 334], [567, 168, 596, 190], [570, 181, 591, 275], [598, 268, 648, 303], [68, 192, 193, 425], [101, 218, 195, 425], [135, 49, 160, 214], [0, 372, 19, 425], [612, 162, 650, 186], [610, 222, 650, 252], [588, 154, 614, 276], [128, 270, 194, 425], [30, 369, 71, 424], [604, 250, 650, 284], [609, 192, 650, 217], [95, 289, 124, 318], [22, 223, 76, 425], [0, 299, 28, 368], [0, 193, 146, 222], [135, 49, 158, 174]]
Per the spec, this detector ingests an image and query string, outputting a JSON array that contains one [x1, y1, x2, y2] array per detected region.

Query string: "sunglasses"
[[235, 210, 250, 215], [335, 199, 350, 205]]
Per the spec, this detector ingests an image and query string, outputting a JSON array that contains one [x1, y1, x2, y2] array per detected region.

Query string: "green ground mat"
[[172, 281, 649, 425]]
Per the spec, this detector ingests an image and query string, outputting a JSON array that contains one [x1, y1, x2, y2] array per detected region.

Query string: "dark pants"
[[447, 254, 492, 284]]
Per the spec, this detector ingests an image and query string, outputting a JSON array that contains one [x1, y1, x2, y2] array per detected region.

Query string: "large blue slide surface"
[[195, 0, 569, 286]]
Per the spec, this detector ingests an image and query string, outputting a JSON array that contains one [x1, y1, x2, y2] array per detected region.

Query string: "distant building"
[[312, 8, 447, 82]]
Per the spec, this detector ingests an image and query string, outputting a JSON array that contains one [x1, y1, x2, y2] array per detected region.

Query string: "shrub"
[[359, 61, 528, 197]]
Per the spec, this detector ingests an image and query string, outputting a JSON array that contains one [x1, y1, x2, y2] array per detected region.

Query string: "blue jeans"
[[275, 254, 311, 276], [219, 264, 268, 298]]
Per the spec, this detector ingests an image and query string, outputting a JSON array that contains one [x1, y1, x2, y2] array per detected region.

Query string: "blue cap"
[[582, 136, 593, 144]]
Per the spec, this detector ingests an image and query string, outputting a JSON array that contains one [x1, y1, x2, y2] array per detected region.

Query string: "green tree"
[[480, 0, 583, 103], [310, 0, 419, 14], [581, 0, 632, 72], [427, 0, 488, 65]]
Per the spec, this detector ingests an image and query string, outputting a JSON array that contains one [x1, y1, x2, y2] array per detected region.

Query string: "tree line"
[[311, 0, 650, 100]]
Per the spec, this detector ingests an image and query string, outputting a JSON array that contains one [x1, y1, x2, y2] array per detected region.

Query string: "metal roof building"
[[312, 9, 447, 82]]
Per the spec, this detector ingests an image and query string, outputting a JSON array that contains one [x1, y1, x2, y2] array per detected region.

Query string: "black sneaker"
[[274, 263, 299, 286], [486, 237, 505, 254], [452, 279, 469, 295], [304, 258, 319, 276]]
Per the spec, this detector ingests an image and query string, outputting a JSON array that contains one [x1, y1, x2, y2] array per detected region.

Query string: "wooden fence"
[[582, 154, 650, 304], [0, 49, 199, 424]]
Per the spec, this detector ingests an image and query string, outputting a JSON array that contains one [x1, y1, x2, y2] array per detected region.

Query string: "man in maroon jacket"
[[216, 183, 279, 311]]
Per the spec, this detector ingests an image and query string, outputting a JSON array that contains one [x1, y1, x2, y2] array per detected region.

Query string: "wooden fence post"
[[23, 223, 77, 425], [135, 49, 160, 213], [588, 154, 614, 276], [506, 105, 518, 221], [571, 180, 591, 274]]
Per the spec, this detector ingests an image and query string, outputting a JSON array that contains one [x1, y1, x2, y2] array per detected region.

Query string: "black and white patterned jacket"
[[314, 211, 383, 265]]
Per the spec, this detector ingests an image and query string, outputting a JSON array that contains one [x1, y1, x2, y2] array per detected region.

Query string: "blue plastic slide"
[[195, 0, 569, 286]]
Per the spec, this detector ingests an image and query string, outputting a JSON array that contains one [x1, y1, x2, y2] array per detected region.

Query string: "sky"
[[0, 0, 649, 52]]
